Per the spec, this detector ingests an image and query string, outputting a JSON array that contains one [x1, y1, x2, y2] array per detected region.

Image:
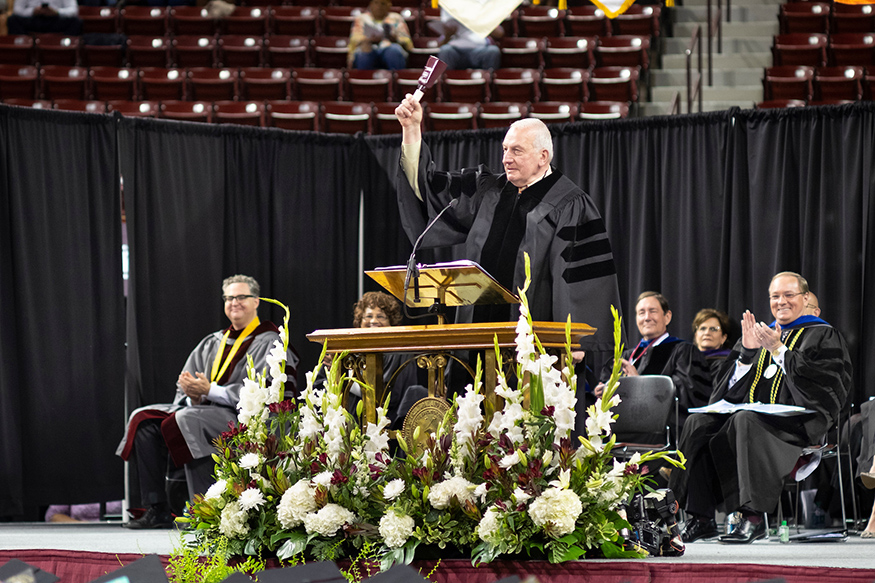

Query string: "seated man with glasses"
[[116, 274, 299, 529], [671, 271, 852, 544]]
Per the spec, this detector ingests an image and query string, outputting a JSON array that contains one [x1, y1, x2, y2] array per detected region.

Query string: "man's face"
[[502, 125, 548, 188], [223, 282, 259, 330], [636, 296, 671, 340], [769, 275, 808, 326]]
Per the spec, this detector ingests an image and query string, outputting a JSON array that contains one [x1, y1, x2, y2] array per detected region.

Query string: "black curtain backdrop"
[[0, 106, 125, 518], [1, 101, 874, 519]]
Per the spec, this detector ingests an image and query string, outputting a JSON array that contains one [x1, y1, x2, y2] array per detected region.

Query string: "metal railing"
[[706, 0, 723, 86], [668, 91, 681, 115], [686, 26, 703, 113]]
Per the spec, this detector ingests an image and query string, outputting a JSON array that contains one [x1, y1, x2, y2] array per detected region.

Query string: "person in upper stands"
[[347, 0, 412, 70], [692, 308, 732, 380], [436, 9, 503, 71], [7, 0, 80, 35], [117, 275, 299, 529], [672, 271, 852, 544], [594, 292, 712, 441]]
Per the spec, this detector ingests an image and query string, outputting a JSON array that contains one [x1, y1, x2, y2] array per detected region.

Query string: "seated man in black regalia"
[[594, 291, 712, 442], [671, 272, 852, 544]]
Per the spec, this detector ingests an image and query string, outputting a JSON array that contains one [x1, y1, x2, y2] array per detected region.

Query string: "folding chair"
[[610, 375, 677, 460]]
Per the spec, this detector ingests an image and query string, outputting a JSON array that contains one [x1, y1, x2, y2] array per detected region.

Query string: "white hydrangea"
[[302, 503, 355, 537], [477, 506, 503, 544], [204, 479, 227, 500], [528, 487, 582, 538], [238, 487, 266, 512], [219, 500, 250, 539], [379, 511, 415, 548], [428, 476, 475, 509], [277, 479, 318, 529], [313, 470, 333, 488], [383, 479, 405, 501]]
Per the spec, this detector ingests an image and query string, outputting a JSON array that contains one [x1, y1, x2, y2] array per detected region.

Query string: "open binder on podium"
[[365, 260, 519, 325]]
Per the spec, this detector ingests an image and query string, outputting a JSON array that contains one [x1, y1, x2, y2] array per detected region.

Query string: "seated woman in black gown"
[[691, 308, 731, 383]]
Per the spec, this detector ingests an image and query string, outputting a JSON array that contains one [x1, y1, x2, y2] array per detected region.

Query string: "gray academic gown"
[[396, 141, 622, 353], [117, 324, 298, 496]]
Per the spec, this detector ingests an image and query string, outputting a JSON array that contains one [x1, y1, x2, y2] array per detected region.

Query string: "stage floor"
[[0, 522, 873, 570]]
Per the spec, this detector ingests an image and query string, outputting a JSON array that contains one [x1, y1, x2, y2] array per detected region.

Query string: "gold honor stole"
[[747, 328, 805, 404], [210, 316, 261, 383]]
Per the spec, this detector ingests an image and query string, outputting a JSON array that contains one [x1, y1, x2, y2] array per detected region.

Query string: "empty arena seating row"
[[0, 32, 652, 72], [69, 4, 660, 40], [763, 64, 874, 102], [772, 32, 875, 68], [0, 65, 643, 104], [779, 2, 875, 35], [0, 98, 632, 131]]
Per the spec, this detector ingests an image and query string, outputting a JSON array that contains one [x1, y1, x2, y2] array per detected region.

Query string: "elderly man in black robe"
[[672, 272, 852, 544], [117, 275, 299, 529], [393, 95, 622, 363]]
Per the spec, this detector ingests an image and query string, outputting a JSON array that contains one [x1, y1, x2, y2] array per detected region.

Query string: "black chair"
[[609, 375, 677, 459]]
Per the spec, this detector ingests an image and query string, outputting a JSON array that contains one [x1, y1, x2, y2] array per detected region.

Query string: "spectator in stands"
[[672, 272, 852, 544], [436, 9, 503, 71], [594, 291, 712, 441], [7, 0, 81, 35], [116, 275, 299, 529], [692, 308, 732, 380], [348, 0, 412, 71]]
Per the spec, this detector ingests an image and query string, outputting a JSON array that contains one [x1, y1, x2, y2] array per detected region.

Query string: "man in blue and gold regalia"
[[672, 272, 852, 544]]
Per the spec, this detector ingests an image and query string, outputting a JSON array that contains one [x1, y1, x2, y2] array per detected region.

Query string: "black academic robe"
[[671, 322, 853, 515], [397, 141, 623, 352]]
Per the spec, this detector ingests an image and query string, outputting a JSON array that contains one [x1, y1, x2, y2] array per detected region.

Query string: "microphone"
[[403, 198, 458, 318]]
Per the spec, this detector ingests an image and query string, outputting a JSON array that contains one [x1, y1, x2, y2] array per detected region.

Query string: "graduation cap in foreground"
[[88, 555, 168, 583], [366, 564, 429, 583], [0, 559, 58, 583], [255, 561, 347, 583]]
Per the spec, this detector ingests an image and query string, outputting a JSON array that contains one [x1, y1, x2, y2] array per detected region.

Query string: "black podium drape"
[[0, 106, 125, 517]]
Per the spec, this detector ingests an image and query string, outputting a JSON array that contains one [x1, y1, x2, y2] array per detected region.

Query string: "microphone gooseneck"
[[403, 198, 458, 321]]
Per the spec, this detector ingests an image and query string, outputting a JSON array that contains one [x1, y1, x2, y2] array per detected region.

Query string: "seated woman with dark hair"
[[326, 291, 427, 427], [691, 308, 732, 381]]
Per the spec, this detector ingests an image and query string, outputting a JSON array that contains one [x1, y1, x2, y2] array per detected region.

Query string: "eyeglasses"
[[768, 292, 805, 302], [223, 294, 256, 303], [696, 326, 722, 333]]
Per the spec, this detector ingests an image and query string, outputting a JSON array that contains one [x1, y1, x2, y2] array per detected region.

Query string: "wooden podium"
[[307, 320, 596, 424]]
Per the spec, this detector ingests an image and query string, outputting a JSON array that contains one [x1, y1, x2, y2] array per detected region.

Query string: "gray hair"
[[222, 274, 260, 297], [509, 118, 554, 164], [770, 271, 809, 294]]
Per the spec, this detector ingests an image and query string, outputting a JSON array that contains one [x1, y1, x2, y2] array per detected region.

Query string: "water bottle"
[[779, 520, 790, 543]]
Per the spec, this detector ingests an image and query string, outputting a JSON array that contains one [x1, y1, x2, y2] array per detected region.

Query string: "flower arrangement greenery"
[[180, 255, 684, 567]]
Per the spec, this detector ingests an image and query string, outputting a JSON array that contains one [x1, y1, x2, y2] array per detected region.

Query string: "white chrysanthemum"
[[219, 500, 250, 538], [499, 451, 521, 469], [277, 479, 317, 529], [477, 506, 503, 544], [528, 487, 582, 538], [204, 479, 227, 500], [302, 503, 355, 537], [428, 476, 475, 509], [383, 479, 405, 501], [313, 470, 333, 488], [239, 452, 261, 470], [379, 511, 415, 548], [238, 487, 266, 511]]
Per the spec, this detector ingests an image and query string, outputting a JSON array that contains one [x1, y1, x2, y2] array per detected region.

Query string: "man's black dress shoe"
[[125, 505, 174, 529], [681, 517, 719, 542], [718, 516, 767, 544]]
